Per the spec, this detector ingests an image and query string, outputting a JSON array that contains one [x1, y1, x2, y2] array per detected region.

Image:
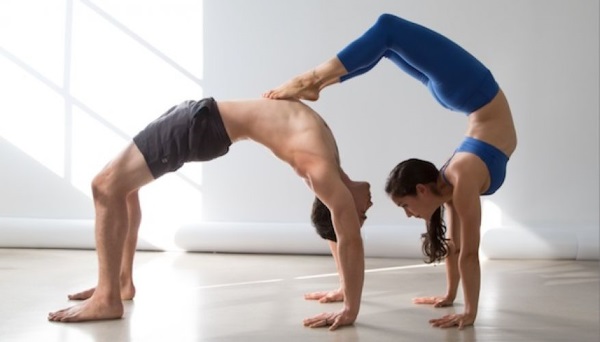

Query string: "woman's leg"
[[338, 13, 495, 111], [338, 13, 480, 84], [264, 13, 488, 105], [264, 13, 433, 100]]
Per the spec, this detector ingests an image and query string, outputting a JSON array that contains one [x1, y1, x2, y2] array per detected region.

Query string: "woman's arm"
[[430, 162, 480, 329], [454, 182, 481, 320], [442, 202, 462, 303], [413, 202, 461, 307], [431, 177, 481, 329]]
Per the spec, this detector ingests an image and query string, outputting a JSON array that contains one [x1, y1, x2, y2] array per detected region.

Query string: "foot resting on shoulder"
[[262, 70, 322, 101]]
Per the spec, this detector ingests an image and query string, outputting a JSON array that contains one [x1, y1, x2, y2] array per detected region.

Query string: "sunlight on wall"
[[0, 1, 66, 177], [0, 0, 205, 249], [480, 200, 503, 260], [481, 200, 503, 233]]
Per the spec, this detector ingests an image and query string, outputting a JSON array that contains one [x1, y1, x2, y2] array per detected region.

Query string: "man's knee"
[[91, 167, 126, 202]]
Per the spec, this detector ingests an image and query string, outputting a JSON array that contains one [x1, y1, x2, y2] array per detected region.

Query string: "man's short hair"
[[311, 197, 336, 242]]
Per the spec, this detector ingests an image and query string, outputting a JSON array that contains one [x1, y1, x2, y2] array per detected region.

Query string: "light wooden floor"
[[0, 248, 598, 342]]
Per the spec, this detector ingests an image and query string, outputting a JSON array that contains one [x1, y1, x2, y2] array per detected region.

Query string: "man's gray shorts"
[[133, 97, 232, 179]]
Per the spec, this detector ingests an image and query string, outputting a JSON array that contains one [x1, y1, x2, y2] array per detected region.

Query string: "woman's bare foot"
[[263, 71, 322, 101], [264, 57, 347, 101], [68, 282, 136, 301], [48, 296, 124, 322]]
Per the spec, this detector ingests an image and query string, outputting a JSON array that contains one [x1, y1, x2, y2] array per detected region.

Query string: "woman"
[[265, 13, 517, 329]]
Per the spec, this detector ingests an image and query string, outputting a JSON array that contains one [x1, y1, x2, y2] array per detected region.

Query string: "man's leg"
[[67, 190, 141, 301], [119, 190, 142, 299], [48, 143, 154, 322]]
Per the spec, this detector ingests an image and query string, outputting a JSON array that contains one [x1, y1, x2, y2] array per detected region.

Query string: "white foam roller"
[[576, 230, 600, 260], [0, 217, 158, 250], [481, 227, 578, 259], [0, 217, 96, 249], [175, 223, 424, 257], [1, 218, 597, 260], [362, 225, 423, 258], [175, 222, 330, 254]]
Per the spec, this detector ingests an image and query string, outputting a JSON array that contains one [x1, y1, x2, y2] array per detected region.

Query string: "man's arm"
[[304, 240, 345, 303], [304, 164, 364, 330]]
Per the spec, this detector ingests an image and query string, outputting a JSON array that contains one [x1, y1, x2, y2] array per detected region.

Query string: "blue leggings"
[[337, 14, 499, 114]]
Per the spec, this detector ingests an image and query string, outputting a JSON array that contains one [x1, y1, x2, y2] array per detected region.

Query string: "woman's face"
[[390, 184, 437, 222]]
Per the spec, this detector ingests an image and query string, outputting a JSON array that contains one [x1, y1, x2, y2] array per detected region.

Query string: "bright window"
[[0, 0, 205, 249]]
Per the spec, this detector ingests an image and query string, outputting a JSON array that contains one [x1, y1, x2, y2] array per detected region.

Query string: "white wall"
[[0, 0, 598, 259]]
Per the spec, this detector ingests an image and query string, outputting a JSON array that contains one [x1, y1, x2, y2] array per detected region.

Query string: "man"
[[48, 97, 372, 330]]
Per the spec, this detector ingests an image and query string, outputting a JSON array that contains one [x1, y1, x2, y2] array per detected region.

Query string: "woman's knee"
[[447, 240, 460, 256], [376, 13, 401, 29]]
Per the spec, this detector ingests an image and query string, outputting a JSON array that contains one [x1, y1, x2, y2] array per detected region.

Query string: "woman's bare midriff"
[[466, 89, 517, 157]]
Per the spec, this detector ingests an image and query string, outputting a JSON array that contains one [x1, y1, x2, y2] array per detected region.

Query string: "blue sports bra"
[[440, 136, 509, 195]]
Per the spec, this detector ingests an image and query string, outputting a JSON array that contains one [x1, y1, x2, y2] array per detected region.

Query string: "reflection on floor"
[[0, 249, 598, 342]]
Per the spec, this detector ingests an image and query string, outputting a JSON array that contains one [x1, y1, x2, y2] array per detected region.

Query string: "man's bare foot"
[[48, 297, 124, 322], [68, 283, 136, 301], [263, 72, 322, 101]]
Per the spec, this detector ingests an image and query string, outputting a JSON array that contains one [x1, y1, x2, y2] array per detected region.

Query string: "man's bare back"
[[217, 98, 340, 175]]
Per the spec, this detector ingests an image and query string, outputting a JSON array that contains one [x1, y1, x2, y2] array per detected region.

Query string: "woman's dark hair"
[[311, 197, 336, 242], [385, 158, 448, 263]]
